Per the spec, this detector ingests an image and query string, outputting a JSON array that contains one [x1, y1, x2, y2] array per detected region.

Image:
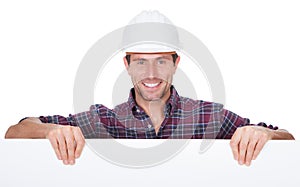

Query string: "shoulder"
[[86, 101, 132, 118], [178, 96, 224, 112], [90, 103, 128, 111], [112, 102, 132, 116], [88, 104, 115, 117]]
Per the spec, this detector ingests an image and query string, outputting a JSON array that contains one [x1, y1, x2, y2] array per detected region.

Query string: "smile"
[[143, 82, 161, 88]]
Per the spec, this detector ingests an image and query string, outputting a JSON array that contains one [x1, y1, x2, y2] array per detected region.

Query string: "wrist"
[[270, 129, 295, 140]]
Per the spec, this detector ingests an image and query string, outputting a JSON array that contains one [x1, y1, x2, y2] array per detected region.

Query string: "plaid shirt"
[[39, 86, 278, 139]]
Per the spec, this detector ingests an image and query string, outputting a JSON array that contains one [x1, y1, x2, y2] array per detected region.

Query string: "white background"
[[1, 0, 299, 139]]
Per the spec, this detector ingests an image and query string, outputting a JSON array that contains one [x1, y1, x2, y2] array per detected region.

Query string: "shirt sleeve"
[[37, 104, 130, 139], [37, 105, 105, 138], [218, 109, 279, 139], [39, 115, 76, 126]]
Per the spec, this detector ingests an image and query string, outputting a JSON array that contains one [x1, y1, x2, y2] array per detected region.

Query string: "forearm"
[[271, 129, 295, 140], [5, 117, 57, 139]]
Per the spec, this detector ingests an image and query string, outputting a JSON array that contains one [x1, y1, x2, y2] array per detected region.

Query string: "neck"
[[135, 89, 171, 133], [135, 89, 170, 116], [145, 99, 166, 134]]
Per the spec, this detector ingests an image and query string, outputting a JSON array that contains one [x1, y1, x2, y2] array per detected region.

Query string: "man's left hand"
[[230, 126, 273, 166]]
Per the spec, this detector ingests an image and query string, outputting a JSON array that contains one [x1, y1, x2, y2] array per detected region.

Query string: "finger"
[[64, 128, 76, 165], [230, 128, 242, 161], [252, 136, 268, 160], [56, 129, 68, 165], [47, 133, 62, 160], [238, 132, 250, 165], [73, 127, 85, 159], [244, 137, 258, 166]]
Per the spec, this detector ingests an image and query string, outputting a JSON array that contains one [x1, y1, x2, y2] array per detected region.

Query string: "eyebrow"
[[132, 56, 172, 61]]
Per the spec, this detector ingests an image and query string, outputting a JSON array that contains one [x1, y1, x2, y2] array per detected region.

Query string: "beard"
[[134, 78, 172, 102]]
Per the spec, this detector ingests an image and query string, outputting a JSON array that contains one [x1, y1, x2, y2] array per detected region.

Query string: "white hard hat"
[[122, 10, 180, 54], [128, 10, 173, 25]]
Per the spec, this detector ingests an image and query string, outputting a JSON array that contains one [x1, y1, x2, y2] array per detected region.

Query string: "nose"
[[146, 61, 159, 78]]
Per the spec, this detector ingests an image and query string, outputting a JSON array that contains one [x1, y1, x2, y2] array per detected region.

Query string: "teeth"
[[144, 83, 159, 88]]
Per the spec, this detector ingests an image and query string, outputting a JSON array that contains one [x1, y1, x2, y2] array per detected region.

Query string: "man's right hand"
[[46, 125, 85, 165], [5, 118, 85, 165]]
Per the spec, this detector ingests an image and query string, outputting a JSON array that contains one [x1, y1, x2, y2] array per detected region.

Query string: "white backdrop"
[[0, 0, 299, 139]]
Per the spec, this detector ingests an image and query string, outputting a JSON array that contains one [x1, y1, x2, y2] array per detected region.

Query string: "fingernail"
[[246, 162, 251, 166], [239, 160, 243, 165], [69, 160, 74, 165], [63, 160, 68, 165]]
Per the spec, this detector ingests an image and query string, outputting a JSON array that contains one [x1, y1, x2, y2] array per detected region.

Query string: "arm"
[[271, 128, 295, 140], [5, 117, 85, 165], [5, 117, 57, 138]]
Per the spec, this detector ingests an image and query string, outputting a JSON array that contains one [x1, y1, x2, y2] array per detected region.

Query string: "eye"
[[157, 60, 166, 65], [137, 60, 145, 65]]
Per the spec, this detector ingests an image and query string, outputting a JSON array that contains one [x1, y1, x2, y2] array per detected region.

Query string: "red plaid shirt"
[[39, 86, 278, 139]]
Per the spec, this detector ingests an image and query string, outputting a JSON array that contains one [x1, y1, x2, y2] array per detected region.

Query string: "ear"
[[173, 55, 180, 74], [123, 56, 132, 76], [123, 56, 129, 69]]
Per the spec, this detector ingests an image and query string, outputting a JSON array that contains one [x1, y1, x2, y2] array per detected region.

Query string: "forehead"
[[130, 53, 173, 60]]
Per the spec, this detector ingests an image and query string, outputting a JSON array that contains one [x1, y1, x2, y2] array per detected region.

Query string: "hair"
[[125, 53, 178, 65]]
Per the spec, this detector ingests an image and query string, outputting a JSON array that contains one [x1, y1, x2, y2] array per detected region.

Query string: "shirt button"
[[148, 124, 152, 129]]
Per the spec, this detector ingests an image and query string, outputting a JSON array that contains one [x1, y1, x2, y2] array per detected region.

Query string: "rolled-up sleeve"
[[219, 109, 279, 139], [39, 115, 75, 126], [38, 104, 116, 138]]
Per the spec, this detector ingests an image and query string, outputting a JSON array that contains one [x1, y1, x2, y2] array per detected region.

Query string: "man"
[[5, 11, 294, 166]]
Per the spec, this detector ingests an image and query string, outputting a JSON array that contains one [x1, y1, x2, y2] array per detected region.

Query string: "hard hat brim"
[[124, 43, 178, 54], [125, 51, 177, 55]]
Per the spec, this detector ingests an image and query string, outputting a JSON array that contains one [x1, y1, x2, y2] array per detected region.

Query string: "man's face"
[[124, 53, 179, 102]]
